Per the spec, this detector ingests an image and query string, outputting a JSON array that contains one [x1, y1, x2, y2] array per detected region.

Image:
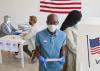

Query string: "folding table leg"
[[0, 50, 2, 64], [19, 44, 24, 68]]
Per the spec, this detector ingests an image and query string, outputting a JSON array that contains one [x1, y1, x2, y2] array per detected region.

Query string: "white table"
[[0, 35, 26, 68]]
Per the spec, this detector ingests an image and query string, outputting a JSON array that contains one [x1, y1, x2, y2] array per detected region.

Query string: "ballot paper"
[[0, 40, 18, 52], [46, 58, 61, 62], [10, 41, 18, 52], [4, 41, 11, 51], [0, 40, 4, 50]]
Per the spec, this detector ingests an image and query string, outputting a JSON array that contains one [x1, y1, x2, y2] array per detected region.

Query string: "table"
[[0, 35, 26, 68]]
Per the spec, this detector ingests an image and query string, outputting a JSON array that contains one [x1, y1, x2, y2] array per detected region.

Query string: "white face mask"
[[47, 25, 58, 32], [6, 18, 11, 24]]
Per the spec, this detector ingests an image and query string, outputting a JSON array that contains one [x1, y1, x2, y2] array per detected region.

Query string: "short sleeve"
[[35, 33, 40, 46]]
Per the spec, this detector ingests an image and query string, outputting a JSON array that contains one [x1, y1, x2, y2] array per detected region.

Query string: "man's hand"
[[39, 56, 47, 68], [59, 56, 65, 65]]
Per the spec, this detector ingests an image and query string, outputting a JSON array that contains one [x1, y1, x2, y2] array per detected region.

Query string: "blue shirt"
[[35, 28, 66, 71]]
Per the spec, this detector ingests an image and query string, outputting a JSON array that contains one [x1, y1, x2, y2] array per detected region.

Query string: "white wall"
[[82, 0, 100, 17], [0, 0, 68, 31], [0, 0, 100, 30], [0, 0, 39, 29]]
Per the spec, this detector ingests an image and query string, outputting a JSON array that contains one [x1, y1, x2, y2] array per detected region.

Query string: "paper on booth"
[[4, 41, 11, 51], [0, 40, 18, 52], [46, 58, 61, 62], [0, 40, 4, 50], [10, 41, 18, 52]]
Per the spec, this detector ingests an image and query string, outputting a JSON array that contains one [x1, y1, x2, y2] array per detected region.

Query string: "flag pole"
[[86, 35, 90, 68]]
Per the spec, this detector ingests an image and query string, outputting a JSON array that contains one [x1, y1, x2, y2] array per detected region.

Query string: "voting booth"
[[0, 35, 25, 68], [77, 18, 100, 71]]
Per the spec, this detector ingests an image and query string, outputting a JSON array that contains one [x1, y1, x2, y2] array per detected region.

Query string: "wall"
[[0, 0, 39, 29], [82, 0, 100, 17], [0, 0, 100, 30], [0, 0, 100, 71], [0, 0, 68, 31]]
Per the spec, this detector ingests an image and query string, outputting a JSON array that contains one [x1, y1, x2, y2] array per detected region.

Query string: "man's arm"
[[33, 46, 40, 58], [1, 24, 11, 35], [33, 33, 41, 58], [10, 24, 17, 32], [60, 33, 66, 57], [60, 46, 64, 57]]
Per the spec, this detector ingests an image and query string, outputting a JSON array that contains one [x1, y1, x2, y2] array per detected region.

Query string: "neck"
[[47, 28, 56, 35]]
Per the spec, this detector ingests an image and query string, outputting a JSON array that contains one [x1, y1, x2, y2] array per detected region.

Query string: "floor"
[[0, 51, 38, 71]]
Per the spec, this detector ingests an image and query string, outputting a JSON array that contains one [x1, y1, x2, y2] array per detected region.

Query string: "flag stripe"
[[90, 48, 100, 54], [91, 50, 100, 53], [91, 50, 100, 52], [91, 46, 100, 50], [40, 9, 70, 14], [40, 1, 81, 14], [91, 49, 100, 51], [91, 53, 100, 55], [91, 52, 100, 54], [90, 46, 100, 54], [40, 1, 81, 5], [91, 48, 100, 50], [91, 51, 100, 53], [40, 7, 81, 12], [41, 3, 81, 7], [40, 5, 81, 9]]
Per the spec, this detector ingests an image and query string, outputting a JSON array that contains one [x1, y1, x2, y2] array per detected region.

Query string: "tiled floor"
[[0, 51, 38, 71]]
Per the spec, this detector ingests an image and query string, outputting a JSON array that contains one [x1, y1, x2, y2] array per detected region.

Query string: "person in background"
[[15, 16, 37, 63], [0, 15, 17, 37], [60, 10, 82, 71], [34, 14, 66, 71]]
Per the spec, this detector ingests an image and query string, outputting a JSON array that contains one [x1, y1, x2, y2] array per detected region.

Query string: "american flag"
[[40, 0, 81, 14], [89, 37, 100, 55]]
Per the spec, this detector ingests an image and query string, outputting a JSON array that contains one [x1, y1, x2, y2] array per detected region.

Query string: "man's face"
[[47, 15, 59, 33], [47, 16, 59, 25], [5, 18, 11, 24]]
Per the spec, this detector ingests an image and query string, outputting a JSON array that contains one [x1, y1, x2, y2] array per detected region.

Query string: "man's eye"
[[54, 22, 59, 25], [50, 22, 58, 24]]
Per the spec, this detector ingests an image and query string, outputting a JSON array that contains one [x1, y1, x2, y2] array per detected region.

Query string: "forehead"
[[48, 15, 58, 21], [4, 17, 11, 21], [52, 16, 58, 20]]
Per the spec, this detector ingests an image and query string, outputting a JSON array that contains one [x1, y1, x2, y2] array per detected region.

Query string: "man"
[[0, 15, 17, 37], [34, 14, 66, 71]]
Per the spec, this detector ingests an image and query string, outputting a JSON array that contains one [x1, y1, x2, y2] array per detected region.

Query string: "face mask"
[[5, 18, 11, 24], [6, 20, 11, 24], [47, 25, 58, 32], [29, 22, 32, 25]]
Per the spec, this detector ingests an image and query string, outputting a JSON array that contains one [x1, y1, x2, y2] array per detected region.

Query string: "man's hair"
[[4, 15, 11, 21], [60, 10, 82, 31], [47, 14, 58, 23]]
